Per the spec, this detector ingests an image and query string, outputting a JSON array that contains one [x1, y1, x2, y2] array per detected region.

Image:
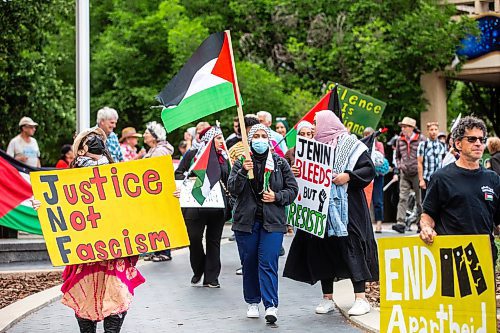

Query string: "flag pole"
[[225, 30, 253, 179]]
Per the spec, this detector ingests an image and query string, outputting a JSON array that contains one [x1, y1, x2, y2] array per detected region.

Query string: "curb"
[[0, 245, 197, 332], [332, 279, 380, 333], [0, 284, 62, 333]]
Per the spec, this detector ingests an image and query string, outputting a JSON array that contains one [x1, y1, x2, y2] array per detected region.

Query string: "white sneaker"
[[347, 298, 371, 316], [315, 298, 335, 314], [247, 303, 260, 318], [265, 307, 278, 323]]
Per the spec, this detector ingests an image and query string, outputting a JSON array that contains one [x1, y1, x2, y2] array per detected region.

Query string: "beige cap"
[[73, 127, 107, 156], [19, 117, 38, 127], [398, 117, 416, 128], [119, 127, 142, 143]]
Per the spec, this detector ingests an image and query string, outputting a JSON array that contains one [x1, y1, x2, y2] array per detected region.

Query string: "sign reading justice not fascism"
[[31, 156, 189, 266]]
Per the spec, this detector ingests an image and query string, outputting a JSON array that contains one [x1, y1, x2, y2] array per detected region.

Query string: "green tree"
[[0, 0, 75, 165]]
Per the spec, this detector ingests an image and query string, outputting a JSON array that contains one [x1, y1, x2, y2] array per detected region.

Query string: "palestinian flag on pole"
[[157, 31, 239, 132], [0, 149, 42, 235], [284, 85, 341, 149], [190, 139, 222, 205]]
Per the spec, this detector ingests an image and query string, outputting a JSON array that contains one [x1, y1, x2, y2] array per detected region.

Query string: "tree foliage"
[[0, 0, 481, 164]]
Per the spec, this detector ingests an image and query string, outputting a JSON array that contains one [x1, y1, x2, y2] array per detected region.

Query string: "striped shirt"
[[417, 139, 446, 181], [106, 132, 124, 162]]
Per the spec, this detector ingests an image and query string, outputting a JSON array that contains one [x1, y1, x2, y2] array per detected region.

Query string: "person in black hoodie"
[[175, 125, 229, 288], [228, 124, 298, 324]]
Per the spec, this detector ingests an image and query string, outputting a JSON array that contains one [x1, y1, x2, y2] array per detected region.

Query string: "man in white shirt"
[[7, 117, 41, 168]]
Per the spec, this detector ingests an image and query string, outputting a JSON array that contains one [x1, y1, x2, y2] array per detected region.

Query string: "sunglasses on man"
[[462, 136, 487, 144]]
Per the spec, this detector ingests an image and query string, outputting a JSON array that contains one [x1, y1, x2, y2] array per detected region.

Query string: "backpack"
[[372, 150, 390, 176]]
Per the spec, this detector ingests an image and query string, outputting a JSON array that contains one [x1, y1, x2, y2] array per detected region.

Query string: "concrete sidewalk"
[[5, 227, 373, 333]]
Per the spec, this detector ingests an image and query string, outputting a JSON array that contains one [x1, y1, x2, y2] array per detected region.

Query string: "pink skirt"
[[60, 257, 145, 321]]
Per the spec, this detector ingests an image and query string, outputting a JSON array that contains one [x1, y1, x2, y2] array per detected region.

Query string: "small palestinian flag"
[[485, 192, 493, 201], [263, 151, 275, 192], [157, 31, 239, 132], [191, 139, 222, 205], [284, 85, 341, 149], [0, 150, 42, 235]]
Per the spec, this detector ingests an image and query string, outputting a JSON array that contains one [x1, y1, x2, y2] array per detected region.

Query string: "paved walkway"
[[7, 229, 365, 332]]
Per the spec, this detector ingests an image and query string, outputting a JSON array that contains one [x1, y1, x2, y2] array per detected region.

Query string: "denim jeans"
[[372, 175, 384, 221], [234, 221, 283, 309]]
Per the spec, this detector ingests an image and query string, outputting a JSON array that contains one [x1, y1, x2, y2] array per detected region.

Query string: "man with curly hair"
[[420, 116, 500, 266]]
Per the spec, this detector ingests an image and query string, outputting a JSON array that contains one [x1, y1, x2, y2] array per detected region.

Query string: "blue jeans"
[[234, 221, 283, 309], [372, 175, 384, 221]]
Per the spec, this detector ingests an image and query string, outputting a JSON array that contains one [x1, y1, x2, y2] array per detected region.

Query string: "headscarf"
[[200, 126, 222, 144], [247, 124, 271, 144], [314, 110, 348, 149], [276, 117, 289, 132], [146, 121, 167, 142], [196, 126, 226, 163], [296, 121, 313, 134]]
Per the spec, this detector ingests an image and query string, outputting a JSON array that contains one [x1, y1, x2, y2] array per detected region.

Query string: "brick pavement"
[[8, 233, 364, 333]]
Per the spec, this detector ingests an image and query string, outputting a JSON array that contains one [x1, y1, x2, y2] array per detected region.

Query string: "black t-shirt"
[[423, 163, 500, 243]]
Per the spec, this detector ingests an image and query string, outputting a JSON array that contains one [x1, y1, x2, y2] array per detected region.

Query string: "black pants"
[[321, 279, 365, 294], [421, 180, 429, 202], [76, 312, 127, 333], [184, 209, 225, 284]]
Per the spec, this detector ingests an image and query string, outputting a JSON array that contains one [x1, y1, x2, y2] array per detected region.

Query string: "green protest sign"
[[326, 83, 386, 137]]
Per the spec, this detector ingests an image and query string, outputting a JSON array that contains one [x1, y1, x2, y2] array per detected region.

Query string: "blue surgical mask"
[[251, 139, 269, 154]]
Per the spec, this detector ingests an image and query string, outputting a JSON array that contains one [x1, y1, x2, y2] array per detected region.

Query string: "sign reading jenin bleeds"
[[30, 156, 189, 266], [287, 136, 334, 238], [379, 235, 496, 333]]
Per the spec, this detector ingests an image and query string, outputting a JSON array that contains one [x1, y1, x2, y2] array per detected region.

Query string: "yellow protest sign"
[[379, 235, 496, 333], [31, 156, 189, 266]]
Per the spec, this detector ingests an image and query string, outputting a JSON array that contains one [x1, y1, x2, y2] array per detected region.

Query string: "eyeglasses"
[[462, 136, 487, 144]]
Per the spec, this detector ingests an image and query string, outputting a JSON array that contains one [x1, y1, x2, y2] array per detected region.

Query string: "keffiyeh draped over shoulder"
[[313, 110, 367, 237]]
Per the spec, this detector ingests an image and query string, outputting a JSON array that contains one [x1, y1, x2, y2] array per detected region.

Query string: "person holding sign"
[[420, 116, 500, 266], [175, 125, 230, 288], [228, 124, 298, 324], [142, 121, 174, 262], [32, 127, 145, 333], [284, 110, 378, 317]]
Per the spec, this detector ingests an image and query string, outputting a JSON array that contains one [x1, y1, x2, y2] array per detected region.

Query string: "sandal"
[[152, 254, 172, 262]]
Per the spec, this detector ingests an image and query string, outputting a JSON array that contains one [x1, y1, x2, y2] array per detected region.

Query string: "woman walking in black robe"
[[283, 110, 378, 317]]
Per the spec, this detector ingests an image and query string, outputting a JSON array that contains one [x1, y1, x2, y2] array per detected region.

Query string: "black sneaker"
[[191, 275, 202, 285], [204, 280, 220, 288], [392, 224, 406, 234]]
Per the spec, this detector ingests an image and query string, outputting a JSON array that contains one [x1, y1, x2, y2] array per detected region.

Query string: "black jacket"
[[228, 153, 298, 233]]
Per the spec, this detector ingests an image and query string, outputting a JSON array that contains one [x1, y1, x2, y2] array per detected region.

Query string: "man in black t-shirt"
[[420, 116, 500, 264]]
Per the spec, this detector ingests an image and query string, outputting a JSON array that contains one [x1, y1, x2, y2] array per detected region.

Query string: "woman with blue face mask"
[[228, 124, 298, 324]]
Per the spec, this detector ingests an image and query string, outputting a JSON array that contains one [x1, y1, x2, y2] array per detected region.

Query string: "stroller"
[[404, 191, 418, 231]]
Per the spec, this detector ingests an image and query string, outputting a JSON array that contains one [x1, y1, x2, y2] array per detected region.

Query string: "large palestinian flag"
[[284, 85, 341, 149], [0, 150, 42, 235], [157, 31, 239, 132], [190, 139, 223, 205]]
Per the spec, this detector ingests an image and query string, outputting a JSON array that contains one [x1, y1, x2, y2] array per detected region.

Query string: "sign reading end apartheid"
[[287, 136, 333, 238], [327, 83, 386, 137], [379, 235, 496, 333], [31, 156, 189, 266]]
